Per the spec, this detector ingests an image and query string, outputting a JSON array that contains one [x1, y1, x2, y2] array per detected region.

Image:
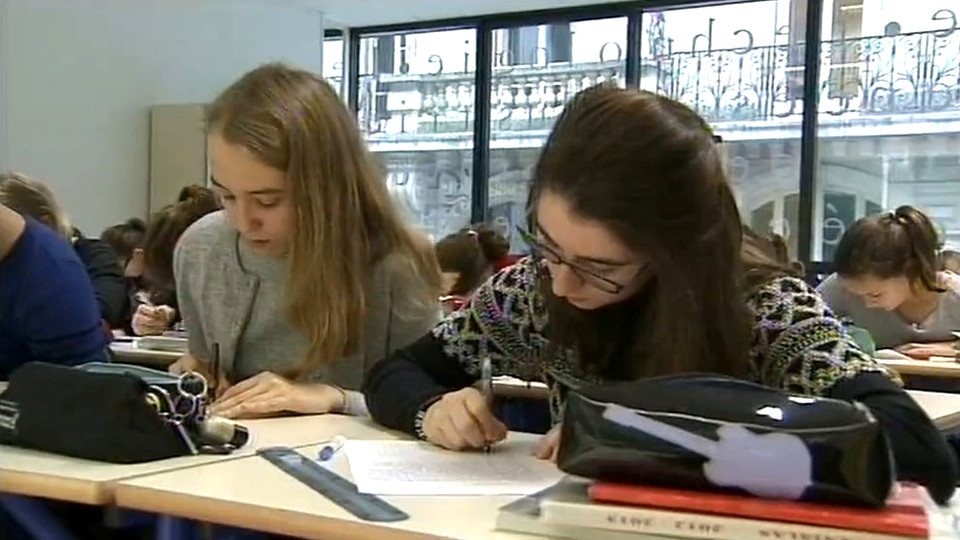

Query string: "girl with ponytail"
[[435, 224, 511, 297], [434, 224, 512, 313], [818, 205, 960, 359]]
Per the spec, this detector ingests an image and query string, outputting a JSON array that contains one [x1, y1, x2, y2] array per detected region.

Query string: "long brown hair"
[[530, 85, 783, 380], [0, 172, 72, 238], [833, 205, 944, 293], [206, 63, 441, 376]]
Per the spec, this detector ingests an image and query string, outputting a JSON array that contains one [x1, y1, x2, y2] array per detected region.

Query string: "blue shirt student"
[[0, 216, 108, 379]]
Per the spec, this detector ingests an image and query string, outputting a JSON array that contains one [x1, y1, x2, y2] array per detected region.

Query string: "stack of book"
[[496, 478, 931, 540]]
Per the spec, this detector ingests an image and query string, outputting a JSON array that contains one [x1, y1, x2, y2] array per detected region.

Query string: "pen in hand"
[[481, 356, 493, 453], [211, 342, 222, 399]]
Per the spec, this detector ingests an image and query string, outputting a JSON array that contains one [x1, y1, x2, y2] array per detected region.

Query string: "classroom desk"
[[109, 340, 182, 366], [0, 414, 376, 505], [908, 389, 960, 430], [878, 358, 960, 378], [115, 429, 557, 540]]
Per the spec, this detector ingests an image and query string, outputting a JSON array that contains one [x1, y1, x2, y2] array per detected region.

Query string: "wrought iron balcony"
[[357, 26, 960, 143]]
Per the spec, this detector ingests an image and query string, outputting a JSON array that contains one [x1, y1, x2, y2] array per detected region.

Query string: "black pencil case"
[[556, 373, 895, 507], [0, 362, 246, 463]]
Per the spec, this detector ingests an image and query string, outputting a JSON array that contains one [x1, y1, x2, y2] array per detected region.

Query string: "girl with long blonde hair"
[[170, 63, 440, 419]]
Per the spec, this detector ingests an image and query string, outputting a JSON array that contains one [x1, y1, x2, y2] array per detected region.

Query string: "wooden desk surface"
[[115, 431, 557, 540], [0, 414, 381, 505], [878, 358, 960, 378], [908, 389, 960, 430], [109, 340, 182, 366]]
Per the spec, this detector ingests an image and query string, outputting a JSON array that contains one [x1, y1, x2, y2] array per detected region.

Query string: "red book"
[[588, 482, 928, 538]]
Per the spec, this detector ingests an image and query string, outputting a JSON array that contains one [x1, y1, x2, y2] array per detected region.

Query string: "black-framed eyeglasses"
[[516, 227, 633, 295]]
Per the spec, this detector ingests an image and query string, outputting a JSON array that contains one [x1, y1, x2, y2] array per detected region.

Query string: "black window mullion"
[[346, 29, 361, 115], [471, 23, 494, 225], [797, 0, 825, 268], [625, 11, 642, 88]]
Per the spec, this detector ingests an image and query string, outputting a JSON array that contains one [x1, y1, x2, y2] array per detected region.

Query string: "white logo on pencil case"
[[602, 403, 813, 499]]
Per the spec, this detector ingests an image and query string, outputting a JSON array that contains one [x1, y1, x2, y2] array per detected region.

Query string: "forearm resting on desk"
[[363, 333, 478, 435]]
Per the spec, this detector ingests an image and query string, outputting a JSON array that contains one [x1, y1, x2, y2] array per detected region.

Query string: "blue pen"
[[317, 435, 346, 462]]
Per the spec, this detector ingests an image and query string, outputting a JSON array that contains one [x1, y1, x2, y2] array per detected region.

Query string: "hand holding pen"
[[420, 357, 508, 452], [168, 345, 230, 398], [209, 342, 231, 399]]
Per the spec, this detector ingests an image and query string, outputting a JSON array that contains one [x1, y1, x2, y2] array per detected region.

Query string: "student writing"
[[170, 63, 440, 420], [131, 186, 219, 336], [818, 206, 960, 359], [362, 86, 958, 504]]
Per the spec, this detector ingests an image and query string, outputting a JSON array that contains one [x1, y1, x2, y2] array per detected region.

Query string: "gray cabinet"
[[149, 104, 208, 214]]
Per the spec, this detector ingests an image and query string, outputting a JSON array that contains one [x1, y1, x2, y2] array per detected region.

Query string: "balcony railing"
[[650, 27, 960, 122], [357, 26, 960, 139]]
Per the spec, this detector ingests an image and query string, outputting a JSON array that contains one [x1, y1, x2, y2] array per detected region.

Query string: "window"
[[323, 33, 344, 95], [815, 1, 960, 259], [357, 28, 477, 241], [640, 2, 806, 258], [488, 18, 628, 251]]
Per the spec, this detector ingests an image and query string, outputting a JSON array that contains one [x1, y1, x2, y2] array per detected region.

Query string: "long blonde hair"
[[0, 171, 72, 238], [206, 63, 441, 376]]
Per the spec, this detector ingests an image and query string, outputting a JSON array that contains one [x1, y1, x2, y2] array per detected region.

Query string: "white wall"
[[0, 0, 323, 233]]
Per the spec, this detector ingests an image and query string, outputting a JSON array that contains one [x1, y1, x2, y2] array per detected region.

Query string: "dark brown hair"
[[435, 224, 510, 296], [101, 218, 146, 262], [142, 186, 219, 298], [178, 184, 211, 203], [834, 205, 943, 293], [530, 85, 786, 380], [742, 226, 804, 280]]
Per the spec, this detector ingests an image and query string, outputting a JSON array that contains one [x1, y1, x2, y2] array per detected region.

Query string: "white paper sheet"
[[344, 437, 562, 496]]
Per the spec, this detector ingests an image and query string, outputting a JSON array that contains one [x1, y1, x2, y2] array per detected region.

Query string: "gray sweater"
[[173, 211, 437, 414], [818, 271, 960, 349]]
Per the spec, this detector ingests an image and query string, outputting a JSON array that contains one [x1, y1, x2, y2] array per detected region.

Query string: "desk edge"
[[115, 484, 456, 540]]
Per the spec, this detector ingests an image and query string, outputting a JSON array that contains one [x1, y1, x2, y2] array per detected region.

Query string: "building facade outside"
[[331, 0, 960, 264]]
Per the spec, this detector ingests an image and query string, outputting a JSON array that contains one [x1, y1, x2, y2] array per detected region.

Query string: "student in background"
[[131, 186, 218, 336], [0, 172, 129, 329], [170, 63, 440, 420], [101, 217, 147, 285], [435, 224, 510, 311], [818, 206, 960, 359], [0, 201, 107, 378], [101, 217, 148, 333], [941, 249, 960, 275], [362, 86, 957, 503]]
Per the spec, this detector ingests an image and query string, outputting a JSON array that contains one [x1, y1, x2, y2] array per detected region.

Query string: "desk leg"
[[156, 515, 199, 540], [0, 495, 81, 540]]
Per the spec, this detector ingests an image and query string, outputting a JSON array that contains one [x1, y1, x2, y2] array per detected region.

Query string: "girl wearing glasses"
[[363, 85, 957, 503]]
